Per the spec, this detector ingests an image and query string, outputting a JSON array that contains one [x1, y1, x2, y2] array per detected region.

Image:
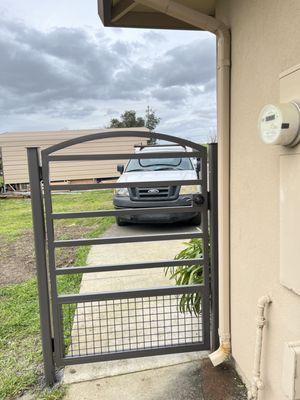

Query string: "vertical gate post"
[[27, 147, 56, 386], [208, 143, 219, 351]]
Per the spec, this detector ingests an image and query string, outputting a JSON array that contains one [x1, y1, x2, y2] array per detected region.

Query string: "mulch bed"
[[200, 358, 248, 400]]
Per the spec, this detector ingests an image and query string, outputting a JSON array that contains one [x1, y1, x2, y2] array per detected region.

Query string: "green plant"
[[165, 238, 204, 316]]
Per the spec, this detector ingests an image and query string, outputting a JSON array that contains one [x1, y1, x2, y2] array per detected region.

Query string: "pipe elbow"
[[248, 379, 263, 400], [257, 295, 272, 308], [209, 340, 231, 367]]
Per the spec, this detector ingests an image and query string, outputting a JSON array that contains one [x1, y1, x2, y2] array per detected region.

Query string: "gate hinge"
[[207, 191, 211, 210], [51, 337, 55, 353], [38, 166, 43, 181]]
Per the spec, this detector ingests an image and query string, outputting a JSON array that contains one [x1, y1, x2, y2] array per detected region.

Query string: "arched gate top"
[[42, 130, 207, 156]]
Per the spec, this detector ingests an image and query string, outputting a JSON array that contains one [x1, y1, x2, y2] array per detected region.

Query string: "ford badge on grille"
[[147, 188, 160, 194]]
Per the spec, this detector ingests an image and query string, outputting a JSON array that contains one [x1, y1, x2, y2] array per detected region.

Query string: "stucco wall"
[[216, 1, 300, 399]]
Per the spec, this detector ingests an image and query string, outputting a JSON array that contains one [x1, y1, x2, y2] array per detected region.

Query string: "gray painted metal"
[[50, 179, 202, 191], [27, 148, 56, 385], [208, 144, 219, 351], [55, 258, 204, 275], [51, 205, 202, 219], [28, 130, 217, 382], [54, 231, 203, 248], [58, 285, 204, 304], [58, 284, 204, 303], [43, 130, 207, 156], [62, 342, 207, 366], [49, 151, 200, 161]]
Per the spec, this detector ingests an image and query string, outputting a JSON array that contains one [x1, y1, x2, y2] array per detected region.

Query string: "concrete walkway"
[[66, 361, 204, 400], [64, 223, 207, 399]]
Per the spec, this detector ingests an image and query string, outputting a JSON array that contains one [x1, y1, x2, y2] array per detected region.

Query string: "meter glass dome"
[[258, 103, 300, 146], [259, 104, 282, 144]]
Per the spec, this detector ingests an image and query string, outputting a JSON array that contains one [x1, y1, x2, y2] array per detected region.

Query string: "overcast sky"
[[0, 0, 216, 142]]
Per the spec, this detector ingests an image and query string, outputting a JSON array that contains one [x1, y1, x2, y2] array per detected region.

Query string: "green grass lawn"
[[0, 190, 114, 399], [0, 190, 113, 241]]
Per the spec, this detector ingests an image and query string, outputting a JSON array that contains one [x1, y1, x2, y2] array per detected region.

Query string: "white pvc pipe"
[[248, 295, 272, 400], [213, 26, 231, 366], [134, 0, 231, 365]]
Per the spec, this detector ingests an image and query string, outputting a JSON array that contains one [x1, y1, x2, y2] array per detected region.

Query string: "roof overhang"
[[98, 0, 215, 30]]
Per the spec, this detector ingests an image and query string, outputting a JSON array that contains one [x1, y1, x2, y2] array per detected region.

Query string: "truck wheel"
[[116, 217, 128, 226], [189, 214, 201, 226]]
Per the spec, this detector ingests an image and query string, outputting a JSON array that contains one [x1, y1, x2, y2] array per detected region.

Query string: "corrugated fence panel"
[[0, 129, 148, 184]]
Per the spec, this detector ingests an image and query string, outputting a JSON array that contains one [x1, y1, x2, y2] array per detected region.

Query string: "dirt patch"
[[0, 225, 95, 285], [200, 358, 247, 400]]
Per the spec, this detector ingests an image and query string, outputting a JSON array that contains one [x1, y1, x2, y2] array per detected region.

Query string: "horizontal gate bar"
[[51, 205, 201, 219], [50, 179, 202, 191], [48, 151, 201, 161], [54, 231, 203, 248], [58, 284, 204, 303], [55, 257, 204, 275], [61, 343, 207, 366]]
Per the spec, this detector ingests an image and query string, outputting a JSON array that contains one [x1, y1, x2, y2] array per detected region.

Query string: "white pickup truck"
[[113, 145, 201, 226]]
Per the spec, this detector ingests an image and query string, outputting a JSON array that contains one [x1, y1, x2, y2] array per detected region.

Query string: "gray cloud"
[[151, 86, 189, 105], [0, 19, 123, 103], [151, 39, 215, 87], [142, 31, 165, 42], [0, 16, 216, 138], [204, 78, 216, 92]]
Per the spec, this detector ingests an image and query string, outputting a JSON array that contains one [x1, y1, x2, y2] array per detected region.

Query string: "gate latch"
[[193, 194, 205, 206]]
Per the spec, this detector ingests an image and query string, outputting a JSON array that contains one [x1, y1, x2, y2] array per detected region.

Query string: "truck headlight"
[[179, 185, 199, 195], [114, 188, 129, 197]]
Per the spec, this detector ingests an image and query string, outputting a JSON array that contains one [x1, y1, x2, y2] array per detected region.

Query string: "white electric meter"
[[258, 102, 300, 146]]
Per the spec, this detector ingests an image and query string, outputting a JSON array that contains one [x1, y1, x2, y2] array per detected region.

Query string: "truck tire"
[[189, 213, 201, 226], [116, 217, 128, 226]]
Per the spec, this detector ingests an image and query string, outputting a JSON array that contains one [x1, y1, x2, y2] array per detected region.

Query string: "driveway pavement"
[[63, 222, 207, 399]]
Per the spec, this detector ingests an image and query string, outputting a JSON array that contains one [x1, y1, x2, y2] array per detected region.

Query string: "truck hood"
[[117, 170, 197, 183]]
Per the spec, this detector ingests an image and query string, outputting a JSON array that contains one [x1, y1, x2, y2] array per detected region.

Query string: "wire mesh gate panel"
[[61, 288, 205, 362], [27, 131, 218, 382]]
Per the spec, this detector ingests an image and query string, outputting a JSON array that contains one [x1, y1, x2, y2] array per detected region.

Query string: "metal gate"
[[27, 131, 218, 385]]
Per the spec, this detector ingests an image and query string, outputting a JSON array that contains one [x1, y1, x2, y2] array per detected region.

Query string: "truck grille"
[[130, 186, 178, 201]]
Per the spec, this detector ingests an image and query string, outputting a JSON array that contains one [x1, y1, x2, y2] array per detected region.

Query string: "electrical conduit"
[[248, 295, 272, 400]]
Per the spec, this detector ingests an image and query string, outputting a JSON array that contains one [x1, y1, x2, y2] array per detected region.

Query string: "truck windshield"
[[126, 157, 194, 172]]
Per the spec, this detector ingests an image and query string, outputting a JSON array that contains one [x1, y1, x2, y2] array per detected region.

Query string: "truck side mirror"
[[117, 164, 124, 174], [196, 159, 201, 173]]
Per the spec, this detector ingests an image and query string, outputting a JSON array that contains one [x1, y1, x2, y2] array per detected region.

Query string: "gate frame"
[[27, 131, 218, 385], [208, 143, 219, 351], [27, 147, 56, 385]]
